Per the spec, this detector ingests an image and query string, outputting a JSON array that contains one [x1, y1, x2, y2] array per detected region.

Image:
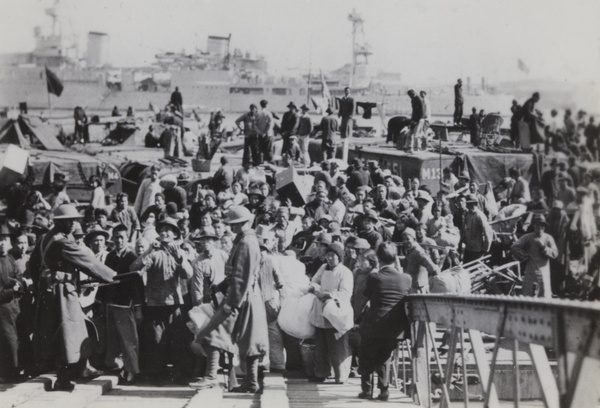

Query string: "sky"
[[1, 0, 599, 86]]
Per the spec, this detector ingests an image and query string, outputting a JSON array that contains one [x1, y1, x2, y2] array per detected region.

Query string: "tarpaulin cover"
[[0, 120, 31, 149], [350, 145, 537, 195], [0, 115, 65, 151], [462, 152, 538, 189], [27, 159, 121, 202], [41, 161, 66, 184], [20, 115, 66, 151]]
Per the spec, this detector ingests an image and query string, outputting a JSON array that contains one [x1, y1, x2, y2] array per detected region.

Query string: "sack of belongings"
[[273, 255, 310, 299], [430, 267, 471, 294], [187, 303, 215, 336], [322, 298, 354, 338], [278, 292, 317, 339], [434, 226, 461, 248]]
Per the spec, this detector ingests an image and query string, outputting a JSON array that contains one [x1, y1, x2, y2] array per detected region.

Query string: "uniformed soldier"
[[0, 224, 25, 382], [223, 206, 268, 393], [29, 204, 115, 391]]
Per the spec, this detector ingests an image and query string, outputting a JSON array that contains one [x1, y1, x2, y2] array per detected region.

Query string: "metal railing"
[[405, 294, 600, 408]]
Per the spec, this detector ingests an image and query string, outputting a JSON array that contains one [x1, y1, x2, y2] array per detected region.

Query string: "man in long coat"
[[29, 205, 115, 390], [223, 206, 268, 393]]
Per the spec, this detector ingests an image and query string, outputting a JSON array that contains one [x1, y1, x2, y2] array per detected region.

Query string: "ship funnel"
[[87, 31, 109, 67]]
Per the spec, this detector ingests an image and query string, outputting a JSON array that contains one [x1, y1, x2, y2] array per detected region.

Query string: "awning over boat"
[[0, 114, 66, 151]]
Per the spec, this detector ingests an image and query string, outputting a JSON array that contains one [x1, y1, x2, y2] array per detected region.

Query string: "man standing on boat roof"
[[256, 100, 275, 164], [520, 92, 542, 144], [297, 104, 313, 167], [339, 87, 355, 139], [338, 87, 355, 161], [319, 107, 339, 162], [405, 90, 425, 153], [453, 79, 463, 126], [280, 102, 299, 159], [235, 104, 260, 167], [170, 86, 183, 115]]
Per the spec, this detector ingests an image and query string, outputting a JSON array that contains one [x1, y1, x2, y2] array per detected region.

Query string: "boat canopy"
[[0, 115, 66, 151]]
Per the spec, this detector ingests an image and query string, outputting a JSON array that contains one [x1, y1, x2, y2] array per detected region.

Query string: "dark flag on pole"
[[45, 66, 64, 96]]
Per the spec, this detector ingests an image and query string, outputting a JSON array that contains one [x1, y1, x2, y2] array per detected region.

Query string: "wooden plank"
[[564, 322, 597, 408], [460, 329, 469, 408], [412, 321, 432, 408], [468, 329, 500, 408], [442, 327, 459, 408], [484, 307, 508, 408], [285, 375, 421, 407], [567, 357, 600, 408], [513, 339, 520, 408], [528, 344, 559, 408], [426, 322, 451, 408]]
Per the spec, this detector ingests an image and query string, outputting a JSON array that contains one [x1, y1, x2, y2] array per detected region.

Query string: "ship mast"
[[347, 9, 372, 88], [46, 1, 60, 37]]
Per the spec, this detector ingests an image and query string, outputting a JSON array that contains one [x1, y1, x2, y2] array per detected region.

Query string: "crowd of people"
[[0, 90, 599, 401], [509, 93, 600, 158], [233, 89, 354, 168]]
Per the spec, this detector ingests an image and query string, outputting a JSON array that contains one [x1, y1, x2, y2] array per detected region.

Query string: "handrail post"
[[484, 306, 508, 408], [460, 328, 469, 408], [513, 339, 520, 408]]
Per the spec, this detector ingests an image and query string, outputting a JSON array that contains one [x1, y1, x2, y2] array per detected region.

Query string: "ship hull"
[[0, 67, 514, 116]]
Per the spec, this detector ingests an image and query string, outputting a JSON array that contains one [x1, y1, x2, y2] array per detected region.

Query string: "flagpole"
[[307, 33, 313, 106], [439, 130, 443, 194]]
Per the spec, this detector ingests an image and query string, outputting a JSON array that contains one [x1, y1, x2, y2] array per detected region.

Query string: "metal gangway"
[[405, 294, 600, 408]]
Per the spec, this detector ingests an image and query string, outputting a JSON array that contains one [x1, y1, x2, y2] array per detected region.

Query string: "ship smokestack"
[[87, 31, 109, 67]]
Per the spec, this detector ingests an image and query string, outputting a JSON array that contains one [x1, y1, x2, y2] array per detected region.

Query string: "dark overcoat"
[[28, 228, 115, 364], [359, 265, 412, 340], [0, 255, 21, 375]]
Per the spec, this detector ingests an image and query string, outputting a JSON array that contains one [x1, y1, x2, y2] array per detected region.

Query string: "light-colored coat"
[[310, 262, 353, 329], [511, 232, 558, 297]]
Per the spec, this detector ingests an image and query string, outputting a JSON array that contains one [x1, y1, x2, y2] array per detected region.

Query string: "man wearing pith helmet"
[[221, 206, 268, 393], [29, 204, 116, 391]]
